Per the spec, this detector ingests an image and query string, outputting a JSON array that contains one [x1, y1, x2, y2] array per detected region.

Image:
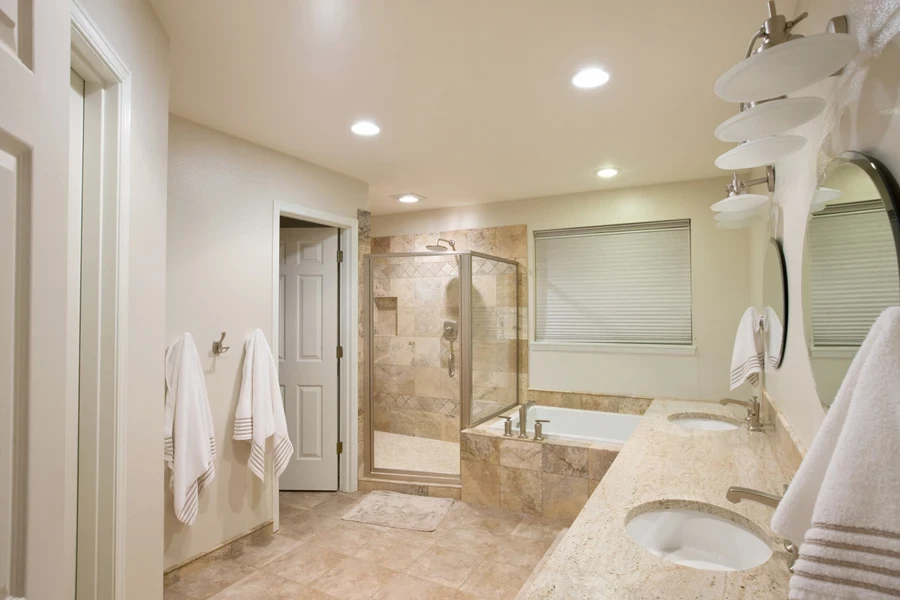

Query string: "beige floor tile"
[[457, 505, 524, 535], [278, 509, 341, 542], [404, 545, 485, 588], [353, 530, 434, 571], [207, 571, 327, 600], [459, 560, 532, 600], [509, 515, 567, 544], [490, 536, 552, 570], [280, 491, 332, 510], [304, 521, 386, 554], [371, 573, 480, 600], [261, 543, 349, 586], [309, 557, 398, 600], [434, 525, 504, 558], [234, 533, 303, 568], [168, 559, 257, 599], [163, 589, 193, 600], [310, 494, 364, 518]]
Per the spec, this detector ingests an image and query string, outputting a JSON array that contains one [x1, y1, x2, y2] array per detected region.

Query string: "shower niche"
[[363, 248, 520, 482]]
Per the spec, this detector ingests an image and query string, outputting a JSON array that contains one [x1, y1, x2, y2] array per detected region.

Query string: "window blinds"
[[808, 200, 900, 347], [534, 220, 693, 345]]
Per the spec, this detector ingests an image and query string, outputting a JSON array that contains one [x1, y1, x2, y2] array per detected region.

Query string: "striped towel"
[[772, 307, 900, 599], [164, 333, 216, 525], [234, 330, 293, 481], [730, 307, 764, 390]]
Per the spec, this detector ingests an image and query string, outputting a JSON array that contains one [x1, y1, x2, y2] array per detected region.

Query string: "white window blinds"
[[808, 200, 900, 346], [534, 220, 693, 345]]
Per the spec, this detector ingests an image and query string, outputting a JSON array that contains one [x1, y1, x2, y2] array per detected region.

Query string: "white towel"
[[164, 333, 216, 525], [730, 307, 764, 390], [234, 329, 293, 481], [772, 307, 900, 600], [764, 305, 784, 368]]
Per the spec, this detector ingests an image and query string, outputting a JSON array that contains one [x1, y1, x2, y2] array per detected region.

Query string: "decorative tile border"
[[374, 392, 460, 417], [459, 427, 622, 525], [528, 389, 653, 415], [163, 521, 273, 587]]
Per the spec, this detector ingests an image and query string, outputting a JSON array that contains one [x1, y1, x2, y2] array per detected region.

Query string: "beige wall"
[[74, 1, 171, 596], [746, 0, 900, 449], [164, 115, 367, 569], [372, 177, 753, 402]]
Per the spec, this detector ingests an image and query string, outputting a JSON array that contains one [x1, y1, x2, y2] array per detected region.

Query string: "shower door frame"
[[363, 250, 519, 484]]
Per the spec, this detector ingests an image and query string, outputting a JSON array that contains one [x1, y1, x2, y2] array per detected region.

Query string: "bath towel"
[[730, 307, 764, 390], [764, 305, 784, 368], [772, 307, 900, 599], [164, 333, 217, 525], [234, 329, 293, 481]]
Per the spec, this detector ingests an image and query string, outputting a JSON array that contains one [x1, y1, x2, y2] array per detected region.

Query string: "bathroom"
[[5, 0, 900, 599]]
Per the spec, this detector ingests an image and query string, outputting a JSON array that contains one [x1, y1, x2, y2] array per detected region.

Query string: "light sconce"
[[710, 167, 776, 229], [712, 2, 857, 175]]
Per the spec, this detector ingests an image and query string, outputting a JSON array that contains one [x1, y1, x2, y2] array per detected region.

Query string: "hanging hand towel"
[[164, 333, 217, 525], [764, 305, 784, 368], [730, 307, 764, 390], [234, 329, 293, 481], [772, 307, 900, 600]]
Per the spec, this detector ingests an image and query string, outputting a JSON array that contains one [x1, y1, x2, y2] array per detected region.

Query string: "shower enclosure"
[[363, 248, 520, 482]]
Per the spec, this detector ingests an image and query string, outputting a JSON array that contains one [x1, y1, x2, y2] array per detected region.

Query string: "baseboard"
[[163, 520, 273, 587]]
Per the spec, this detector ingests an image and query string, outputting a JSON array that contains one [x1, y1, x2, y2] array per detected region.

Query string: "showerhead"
[[426, 238, 456, 252]]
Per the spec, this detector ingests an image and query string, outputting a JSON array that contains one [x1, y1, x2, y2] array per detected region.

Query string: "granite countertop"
[[522, 399, 798, 600]]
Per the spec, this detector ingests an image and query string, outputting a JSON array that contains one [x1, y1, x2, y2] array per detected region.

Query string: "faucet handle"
[[533, 419, 550, 441]]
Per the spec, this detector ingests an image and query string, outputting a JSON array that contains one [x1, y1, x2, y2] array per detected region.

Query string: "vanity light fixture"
[[395, 193, 423, 204], [596, 167, 619, 178], [572, 67, 610, 89], [711, 167, 775, 214], [351, 120, 380, 136]]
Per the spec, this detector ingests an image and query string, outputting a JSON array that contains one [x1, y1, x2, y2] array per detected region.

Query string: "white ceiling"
[[150, 0, 787, 215]]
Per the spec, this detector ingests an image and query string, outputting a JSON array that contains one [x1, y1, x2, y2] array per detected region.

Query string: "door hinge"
[[336, 441, 343, 454], [336, 345, 344, 359], [337, 250, 344, 263]]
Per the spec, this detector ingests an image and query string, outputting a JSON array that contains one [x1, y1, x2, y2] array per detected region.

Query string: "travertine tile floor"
[[165, 491, 568, 600], [373, 431, 460, 475]]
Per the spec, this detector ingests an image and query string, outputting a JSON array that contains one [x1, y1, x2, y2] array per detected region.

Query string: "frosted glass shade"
[[714, 206, 767, 222], [711, 193, 770, 213], [715, 136, 806, 170], [715, 97, 825, 142], [815, 187, 842, 204], [715, 34, 858, 102]]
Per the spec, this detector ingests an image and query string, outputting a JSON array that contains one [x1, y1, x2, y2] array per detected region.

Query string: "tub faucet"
[[518, 401, 533, 438], [719, 396, 763, 432]]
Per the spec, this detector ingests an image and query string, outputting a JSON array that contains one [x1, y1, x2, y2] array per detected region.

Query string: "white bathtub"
[[489, 405, 641, 444]]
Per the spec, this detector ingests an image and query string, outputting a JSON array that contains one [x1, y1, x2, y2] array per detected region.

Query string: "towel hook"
[[212, 331, 230, 356]]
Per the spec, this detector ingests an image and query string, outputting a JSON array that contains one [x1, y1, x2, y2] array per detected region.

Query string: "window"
[[534, 219, 692, 345], [808, 200, 900, 347]]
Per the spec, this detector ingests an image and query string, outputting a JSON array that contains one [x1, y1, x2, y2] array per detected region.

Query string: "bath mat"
[[341, 491, 454, 532]]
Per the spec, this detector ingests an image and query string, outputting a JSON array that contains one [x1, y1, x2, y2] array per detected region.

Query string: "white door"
[[279, 227, 340, 491], [0, 2, 78, 598]]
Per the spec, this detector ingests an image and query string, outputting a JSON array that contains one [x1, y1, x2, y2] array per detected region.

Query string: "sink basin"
[[626, 505, 772, 571], [669, 413, 740, 431]]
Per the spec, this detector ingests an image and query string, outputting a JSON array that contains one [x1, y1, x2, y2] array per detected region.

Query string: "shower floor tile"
[[374, 431, 460, 475]]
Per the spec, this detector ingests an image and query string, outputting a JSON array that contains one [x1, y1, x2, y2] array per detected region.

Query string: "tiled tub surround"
[[460, 418, 625, 524], [528, 388, 653, 415], [523, 399, 799, 599]]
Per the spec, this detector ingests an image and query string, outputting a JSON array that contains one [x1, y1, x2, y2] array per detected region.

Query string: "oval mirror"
[[803, 152, 900, 409], [762, 238, 787, 368]]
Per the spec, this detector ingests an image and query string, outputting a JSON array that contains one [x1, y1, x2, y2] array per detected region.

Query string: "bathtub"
[[490, 405, 641, 444]]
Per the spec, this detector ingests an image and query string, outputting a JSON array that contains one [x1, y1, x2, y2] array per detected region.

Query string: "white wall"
[[747, 0, 900, 448], [75, 1, 170, 597], [372, 177, 753, 401], [164, 115, 367, 569]]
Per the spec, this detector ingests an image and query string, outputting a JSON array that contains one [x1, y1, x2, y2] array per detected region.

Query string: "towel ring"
[[212, 332, 230, 356]]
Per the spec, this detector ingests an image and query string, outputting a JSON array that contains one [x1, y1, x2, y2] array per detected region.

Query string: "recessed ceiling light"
[[397, 194, 421, 204], [572, 67, 610, 89], [351, 121, 380, 136], [596, 167, 619, 178]]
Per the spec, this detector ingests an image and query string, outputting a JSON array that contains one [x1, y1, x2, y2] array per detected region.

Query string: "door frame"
[[70, 2, 132, 598], [271, 200, 359, 530]]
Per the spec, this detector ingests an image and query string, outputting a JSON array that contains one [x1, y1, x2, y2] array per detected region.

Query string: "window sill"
[[530, 341, 697, 356]]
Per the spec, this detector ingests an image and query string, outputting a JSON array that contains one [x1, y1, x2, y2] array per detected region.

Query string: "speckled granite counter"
[[522, 399, 799, 600]]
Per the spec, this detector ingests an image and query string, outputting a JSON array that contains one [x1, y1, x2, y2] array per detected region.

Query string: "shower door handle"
[[442, 320, 458, 378], [447, 340, 455, 378]]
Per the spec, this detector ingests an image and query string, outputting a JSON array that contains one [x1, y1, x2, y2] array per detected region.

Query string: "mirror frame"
[[819, 152, 900, 271], [765, 237, 788, 368]]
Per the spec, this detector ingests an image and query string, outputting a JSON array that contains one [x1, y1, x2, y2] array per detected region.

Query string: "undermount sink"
[[625, 504, 772, 571], [669, 413, 740, 431]]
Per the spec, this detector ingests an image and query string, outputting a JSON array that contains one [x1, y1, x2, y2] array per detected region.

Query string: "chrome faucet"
[[518, 401, 534, 438], [726, 484, 799, 571], [719, 395, 763, 432]]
